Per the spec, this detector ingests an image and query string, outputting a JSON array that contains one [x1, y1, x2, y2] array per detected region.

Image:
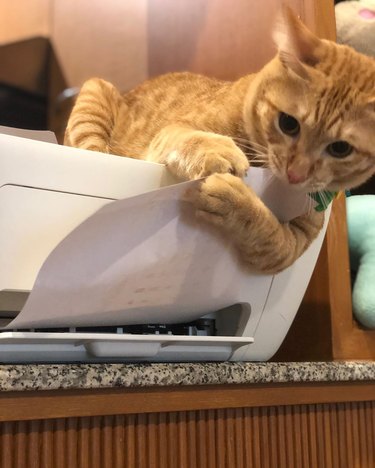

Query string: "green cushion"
[[346, 195, 375, 329]]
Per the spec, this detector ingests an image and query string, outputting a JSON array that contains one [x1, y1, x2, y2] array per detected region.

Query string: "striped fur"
[[64, 8, 375, 274]]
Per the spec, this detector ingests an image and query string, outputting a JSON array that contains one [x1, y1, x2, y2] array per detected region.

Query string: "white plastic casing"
[[0, 133, 330, 362]]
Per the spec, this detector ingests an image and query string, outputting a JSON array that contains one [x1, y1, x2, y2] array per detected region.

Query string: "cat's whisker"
[[246, 148, 268, 158], [313, 188, 333, 214], [232, 136, 253, 145], [235, 143, 261, 154], [269, 155, 282, 173], [250, 156, 268, 163], [234, 137, 267, 148], [234, 142, 255, 152], [230, 138, 270, 167], [310, 196, 316, 215], [320, 190, 329, 208], [249, 158, 269, 167], [262, 172, 275, 189], [236, 146, 269, 165], [233, 142, 255, 152], [248, 143, 268, 154], [249, 153, 268, 162], [307, 183, 321, 216], [236, 145, 270, 165], [307, 189, 315, 216], [232, 137, 251, 145], [305, 195, 311, 216], [250, 147, 269, 158], [232, 137, 268, 152], [251, 143, 268, 152]]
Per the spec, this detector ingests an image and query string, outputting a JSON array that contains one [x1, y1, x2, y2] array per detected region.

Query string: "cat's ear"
[[273, 5, 322, 80]]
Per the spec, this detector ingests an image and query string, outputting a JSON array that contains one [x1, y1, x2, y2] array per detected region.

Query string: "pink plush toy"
[[336, 1, 375, 57]]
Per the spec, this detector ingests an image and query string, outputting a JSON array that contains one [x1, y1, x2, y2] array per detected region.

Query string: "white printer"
[[0, 129, 330, 363]]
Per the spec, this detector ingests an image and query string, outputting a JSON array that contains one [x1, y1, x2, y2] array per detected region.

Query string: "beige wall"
[[0, 0, 50, 44], [0, 0, 148, 91], [0, 0, 330, 92], [51, 0, 148, 91]]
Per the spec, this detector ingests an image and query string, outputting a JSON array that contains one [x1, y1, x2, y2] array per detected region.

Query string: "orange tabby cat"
[[65, 7, 375, 273]]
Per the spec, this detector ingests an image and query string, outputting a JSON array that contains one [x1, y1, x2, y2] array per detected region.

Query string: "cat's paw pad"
[[186, 173, 252, 227]]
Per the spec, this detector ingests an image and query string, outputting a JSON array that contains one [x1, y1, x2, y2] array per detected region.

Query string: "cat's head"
[[243, 6, 375, 192]]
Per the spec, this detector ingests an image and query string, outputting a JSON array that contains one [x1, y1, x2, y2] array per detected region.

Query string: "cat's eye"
[[326, 141, 353, 158], [278, 113, 300, 137]]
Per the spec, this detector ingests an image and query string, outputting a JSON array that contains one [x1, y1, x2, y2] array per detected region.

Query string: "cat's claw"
[[195, 149, 249, 179]]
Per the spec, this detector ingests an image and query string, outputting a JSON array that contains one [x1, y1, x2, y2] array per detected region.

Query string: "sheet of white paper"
[[5, 168, 309, 329], [0, 126, 57, 144]]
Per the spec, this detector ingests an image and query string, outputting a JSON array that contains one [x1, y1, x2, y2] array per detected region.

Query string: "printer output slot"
[[214, 303, 252, 337], [3, 306, 251, 338], [84, 335, 253, 360], [0, 331, 254, 363], [0, 306, 255, 362]]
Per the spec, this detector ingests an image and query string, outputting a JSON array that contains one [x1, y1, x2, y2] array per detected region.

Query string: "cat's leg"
[[187, 173, 324, 274], [64, 78, 123, 153], [146, 125, 249, 180]]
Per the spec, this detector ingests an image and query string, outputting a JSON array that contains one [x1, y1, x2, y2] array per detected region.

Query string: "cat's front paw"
[[196, 144, 250, 179], [185, 173, 257, 229], [168, 135, 249, 180]]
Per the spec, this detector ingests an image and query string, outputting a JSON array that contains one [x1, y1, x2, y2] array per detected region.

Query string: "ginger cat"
[[65, 8, 375, 274]]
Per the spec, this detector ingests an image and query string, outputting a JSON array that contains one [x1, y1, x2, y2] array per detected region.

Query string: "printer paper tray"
[[0, 332, 254, 363]]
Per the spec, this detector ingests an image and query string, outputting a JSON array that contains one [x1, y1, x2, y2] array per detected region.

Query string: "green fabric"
[[346, 195, 375, 329], [309, 191, 337, 212]]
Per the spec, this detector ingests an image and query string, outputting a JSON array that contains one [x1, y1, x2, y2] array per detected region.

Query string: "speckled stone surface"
[[0, 361, 374, 392]]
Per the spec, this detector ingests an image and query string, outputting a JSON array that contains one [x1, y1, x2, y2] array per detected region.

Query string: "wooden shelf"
[[0, 383, 374, 467]]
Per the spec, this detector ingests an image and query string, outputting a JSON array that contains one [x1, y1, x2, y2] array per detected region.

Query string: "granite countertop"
[[0, 361, 374, 392]]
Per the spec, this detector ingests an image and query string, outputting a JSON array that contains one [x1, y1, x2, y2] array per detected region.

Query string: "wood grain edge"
[[0, 382, 373, 422]]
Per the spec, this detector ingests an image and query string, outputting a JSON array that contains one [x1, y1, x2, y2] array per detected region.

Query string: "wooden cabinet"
[[0, 382, 374, 467]]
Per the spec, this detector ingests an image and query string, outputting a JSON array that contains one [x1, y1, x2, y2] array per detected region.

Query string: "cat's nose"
[[287, 169, 308, 184]]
